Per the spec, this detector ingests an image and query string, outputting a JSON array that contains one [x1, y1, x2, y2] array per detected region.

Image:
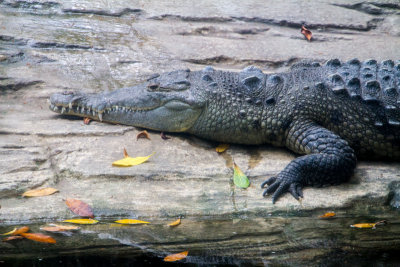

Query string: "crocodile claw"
[[261, 175, 303, 204]]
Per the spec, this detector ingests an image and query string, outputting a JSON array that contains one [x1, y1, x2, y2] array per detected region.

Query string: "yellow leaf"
[[164, 251, 189, 262], [350, 223, 376, 229], [112, 152, 155, 167], [216, 144, 229, 153], [22, 187, 59, 197], [168, 218, 181, 227], [114, 219, 150, 224], [1, 228, 17, 236], [350, 220, 387, 229], [63, 219, 99, 224]]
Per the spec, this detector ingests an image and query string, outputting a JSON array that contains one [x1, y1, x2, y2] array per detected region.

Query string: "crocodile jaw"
[[49, 88, 203, 132]]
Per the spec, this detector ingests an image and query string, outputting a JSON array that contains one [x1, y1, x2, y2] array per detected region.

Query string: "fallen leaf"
[[1, 228, 17, 236], [112, 152, 155, 167], [41, 224, 80, 232], [351, 220, 387, 229], [123, 148, 129, 157], [63, 219, 99, 224], [301, 25, 312, 41], [114, 219, 150, 225], [137, 130, 151, 140], [168, 218, 181, 227], [65, 198, 94, 218], [216, 144, 229, 153], [83, 117, 91, 125], [161, 132, 171, 140], [164, 251, 189, 262], [12, 226, 30, 236], [319, 212, 336, 218], [2, 236, 24, 242], [350, 223, 376, 229], [22, 187, 59, 197], [20, 233, 56, 244], [233, 162, 250, 189]]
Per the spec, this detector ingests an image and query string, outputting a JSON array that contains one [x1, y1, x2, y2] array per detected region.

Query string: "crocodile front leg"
[[261, 120, 357, 203]]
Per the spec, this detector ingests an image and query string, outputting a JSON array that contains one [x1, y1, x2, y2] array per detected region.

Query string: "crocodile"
[[49, 59, 400, 203]]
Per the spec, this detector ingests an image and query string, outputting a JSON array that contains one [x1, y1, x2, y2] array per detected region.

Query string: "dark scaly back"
[[322, 58, 400, 128]]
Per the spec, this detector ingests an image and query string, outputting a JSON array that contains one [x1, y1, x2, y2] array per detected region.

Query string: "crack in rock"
[[62, 7, 142, 17], [31, 42, 104, 51], [0, 79, 43, 93], [183, 55, 300, 69], [333, 2, 400, 15]]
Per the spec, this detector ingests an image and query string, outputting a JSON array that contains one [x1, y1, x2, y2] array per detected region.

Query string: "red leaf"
[[301, 25, 312, 41], [65, 198, 94, 218]]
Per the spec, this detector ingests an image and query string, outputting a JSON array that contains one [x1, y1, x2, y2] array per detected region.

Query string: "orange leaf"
[[164, 251, 189, 262], [22, 187, 59, 197], [41, 224, 80, 232], [83, 117, 91, 125], [2, 236, 24, 242], [319, 212, 336, 218], [65, 198, 94, 218], [12, 226, 30, 236], [20, 233, 56, 244], [301, 25, 312, 41], [168, 218, 181, 227], [137, 130, 151, 140]]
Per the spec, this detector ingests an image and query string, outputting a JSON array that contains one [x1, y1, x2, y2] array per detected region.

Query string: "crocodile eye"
[[147, 83, 160, 91]]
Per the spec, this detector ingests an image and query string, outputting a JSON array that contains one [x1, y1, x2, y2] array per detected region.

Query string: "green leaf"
[[233, 162, 250, 189]]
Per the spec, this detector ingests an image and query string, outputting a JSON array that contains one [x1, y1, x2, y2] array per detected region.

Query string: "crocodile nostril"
[[147, 83, 160, 90]]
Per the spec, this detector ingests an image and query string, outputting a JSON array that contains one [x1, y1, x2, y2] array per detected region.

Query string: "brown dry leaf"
[[83, 117, 91, 125], [161, 132, 171, 140], [137, 130, 150, 140], [319, 212, 336, 219], [65, 198, 94, 218], [12, 226, 30, 236], [301, 25, 312, 41], [22, 187, 59, 197], [41, 224, 80, 232], [123, 148, 129, 157], [168, 218, 181, 227], [20, 233, 56, 244], [2, 236, 24, 242], [164, 251, 189, 262], [216, 144, 229, 153]]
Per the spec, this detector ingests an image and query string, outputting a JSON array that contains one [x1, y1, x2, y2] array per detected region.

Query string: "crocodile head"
[[49, 69, 205, 132]]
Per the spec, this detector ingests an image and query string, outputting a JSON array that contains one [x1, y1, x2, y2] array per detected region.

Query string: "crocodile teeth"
[[81, 107, 85, 113], [92, 111, 96, 116], [69, 102, 72, 109], [61, 107, 66, 114], [98, 113, 103, 121]]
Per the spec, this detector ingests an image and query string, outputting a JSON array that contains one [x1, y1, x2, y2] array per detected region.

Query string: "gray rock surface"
[[1, 0, 400, 265]]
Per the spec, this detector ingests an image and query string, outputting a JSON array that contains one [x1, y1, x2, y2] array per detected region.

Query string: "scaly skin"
[[49, 59, 400, 203]]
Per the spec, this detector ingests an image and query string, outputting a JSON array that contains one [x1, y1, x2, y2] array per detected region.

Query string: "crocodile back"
[[323, 59, 400, 127]]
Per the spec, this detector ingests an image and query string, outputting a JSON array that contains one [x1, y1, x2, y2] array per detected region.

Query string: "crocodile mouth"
[[49, 102, 159, 122]]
